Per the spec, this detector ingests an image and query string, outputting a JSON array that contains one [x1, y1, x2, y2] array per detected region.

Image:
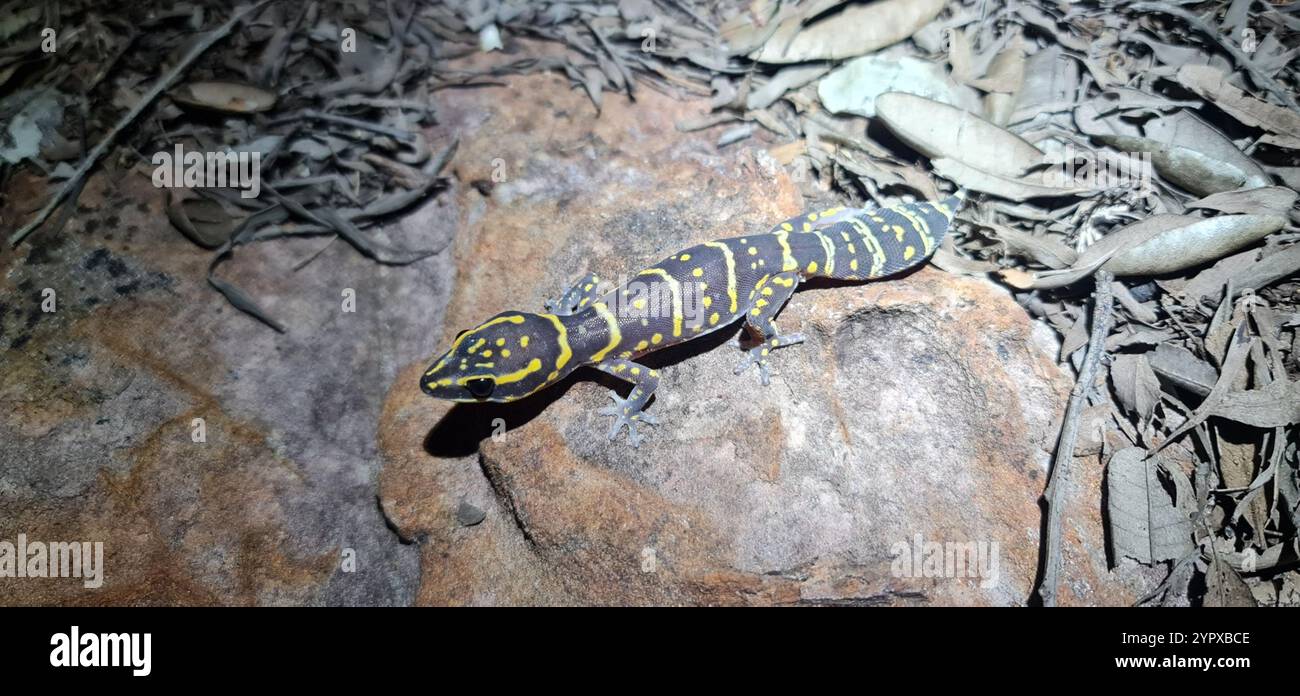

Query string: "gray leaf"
[[1107, 448, 1194, 565]]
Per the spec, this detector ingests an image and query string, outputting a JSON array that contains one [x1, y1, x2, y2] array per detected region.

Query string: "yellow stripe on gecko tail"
[[892, 204, 935, 256], [848, 218, 887, 277]]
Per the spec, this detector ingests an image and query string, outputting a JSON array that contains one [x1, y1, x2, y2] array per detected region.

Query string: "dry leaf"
[[753, 0, 946, 63], [1077, 213, 1286, 276], [171, 81, 277, 113], [875, 92, 1045, 177], [1107, 447, 1195, 565], [1177, 64, 1300, 148]]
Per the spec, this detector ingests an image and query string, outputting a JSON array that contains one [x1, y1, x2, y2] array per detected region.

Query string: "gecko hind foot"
[[596, 393, 659, 447], [733, 333, 805, 386]]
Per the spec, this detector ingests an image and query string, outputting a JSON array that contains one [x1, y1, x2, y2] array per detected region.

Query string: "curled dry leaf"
[[1077, 213, 1287, 276], [1110, 353, 1161, 424], [1186, 186, 1298, 217], [1176, 64, 1300, 149], [969, 36, 1026, 95], [874, 92, 1044, 177], [930, 247, 1000, 275], [208, 274, 285, 333], [932, 157, 1091, 200], [165, 190, 237, 248], [170, 81, 277, 113], [979, 37, 1026, 125], [747, 63, 828, 110], [978, 219, 1078, 269], [1210, 380, 1300, 428], [1096, 133, 1270, 195], [1149, 343, 1217, 396], [753, 0, 946, 63], [1084, 111, 1270, 195]]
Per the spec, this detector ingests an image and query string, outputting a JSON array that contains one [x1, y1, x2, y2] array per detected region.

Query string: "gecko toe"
[[597, 393, 654, 446]]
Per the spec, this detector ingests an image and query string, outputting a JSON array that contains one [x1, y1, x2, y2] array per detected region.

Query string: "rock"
[[456, 502, 486, 527], [376, 72, 1151, 605], [1, 145, 442, 605]]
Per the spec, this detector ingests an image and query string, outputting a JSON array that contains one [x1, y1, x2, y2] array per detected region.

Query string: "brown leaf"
[[171, 81, 277, 113]]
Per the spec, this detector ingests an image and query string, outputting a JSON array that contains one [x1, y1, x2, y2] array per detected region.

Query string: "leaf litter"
[[1, 0, 1298, 606]]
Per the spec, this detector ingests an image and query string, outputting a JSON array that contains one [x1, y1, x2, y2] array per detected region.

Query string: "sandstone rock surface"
[[2, 67, 1152, 606], [376, 73, 1146, 605]]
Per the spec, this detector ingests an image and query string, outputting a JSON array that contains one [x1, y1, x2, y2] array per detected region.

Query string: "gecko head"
[[420, 311, 572, 403]]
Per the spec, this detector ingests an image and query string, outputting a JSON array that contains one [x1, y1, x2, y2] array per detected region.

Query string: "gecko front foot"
[[596, 393, 659, 448], [733, 333, 805, 386]]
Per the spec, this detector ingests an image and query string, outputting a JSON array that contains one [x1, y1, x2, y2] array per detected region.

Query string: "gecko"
[[420, 195, 962, 446]]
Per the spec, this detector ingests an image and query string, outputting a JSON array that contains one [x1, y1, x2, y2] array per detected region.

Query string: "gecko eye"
[[464, 377, 496, 399], [455, 329, 470, 340]]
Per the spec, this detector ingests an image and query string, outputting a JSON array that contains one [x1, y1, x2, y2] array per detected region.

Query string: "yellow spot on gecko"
[[679, 253, 691, 261], [501, 349, 511, 358], [892, 225, 906, 242], [709, 312, 720, 325], [702, 296, 712, 307], [806, 261, 818, 274], [520, 336, 530, 347], [904, 246, 916, 260], [748, 247, 757, 255], [692, 268, 703, 277], [651, 333, 663, 345]]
